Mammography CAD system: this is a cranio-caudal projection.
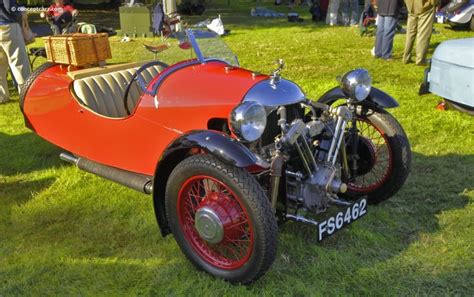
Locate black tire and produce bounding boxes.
[19,62,56,111]
[343,107,411,204]
[165,154,278,284]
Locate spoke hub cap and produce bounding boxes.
[195,206,224,244]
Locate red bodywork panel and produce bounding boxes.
[23,61,268,175]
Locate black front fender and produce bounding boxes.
[162,130,259,168]
[152,130,263,237]
[318,86,399,108]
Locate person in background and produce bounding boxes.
[340,0,360,26]
[327,0,358,26]
[403,0,438,65]
[0,0,31,104]
[309,0,323,21]
[326,0,342,25]
[40,0,78,35]
[374,0,402,60]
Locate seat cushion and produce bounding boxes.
[73,64,164,118]
[68,60,156,80]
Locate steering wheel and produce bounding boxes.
[123,61,169,115]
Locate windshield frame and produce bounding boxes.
[186,29,240,66]
[137,29,240,97]
[187,29,205,63]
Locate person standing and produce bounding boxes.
[374,0,402,60]
[340,0,359,26]
[403,0,438,65]
[326,0,342,26]
[0,0,31,104]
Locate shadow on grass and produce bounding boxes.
[442,24,471,32]
[0,177,56,237]
[0,177,56,206]
[0,132,62,176]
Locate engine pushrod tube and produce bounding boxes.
[327,116,343,163]
[300,136,318,170]
[331,121,347,165]
[294,141,313,177]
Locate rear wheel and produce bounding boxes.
[343,107,411,204]
[165,154,277,284]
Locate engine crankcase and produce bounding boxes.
[302,164,345,212]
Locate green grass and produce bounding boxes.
[1,2,474,295]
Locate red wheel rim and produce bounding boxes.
[177,175,254,270]
[346,118,393,193]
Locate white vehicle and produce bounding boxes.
[436,0,474,31]
[420,38,474,115]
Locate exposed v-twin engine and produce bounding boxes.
[275,103,352,214]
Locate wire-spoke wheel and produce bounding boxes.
[346,118,393,193]
[177,175,254,270]
[166,154,277,284]
[343,107,411,204]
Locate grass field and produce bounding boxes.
[1,1,473,295]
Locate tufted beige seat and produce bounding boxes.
[72,64,166,118]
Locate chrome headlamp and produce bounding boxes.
[230,101,267,143]
[341,69,372,101]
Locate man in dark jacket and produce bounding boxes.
[374,0,403,60]
[0,0,31,103]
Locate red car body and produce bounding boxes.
[23,61,268,175]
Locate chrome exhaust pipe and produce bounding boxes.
[60,152,79,165]
[60,152,153,194]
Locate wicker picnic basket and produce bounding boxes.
[43,33,112,67]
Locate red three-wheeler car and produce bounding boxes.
[20,29,411,284]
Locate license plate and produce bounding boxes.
[317,198,367,241]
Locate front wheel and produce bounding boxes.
[165,154,278,284]
[342,106,411,204]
